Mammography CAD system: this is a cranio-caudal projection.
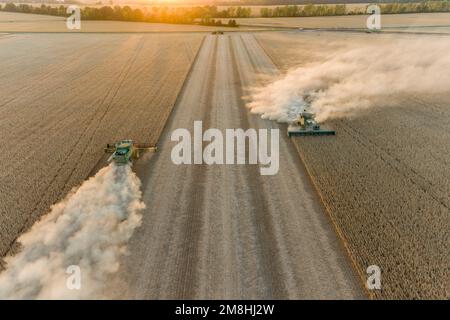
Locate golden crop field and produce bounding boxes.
[256,31,450,299]
[231,12,450,31]
[0,12,235,32]
[0,11,271,32]
[0,8,448,300]
[0,32,203,258]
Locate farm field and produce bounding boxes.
[4,11,450,34]
[0,33,203,258]
[256,31,450,299]
[230,12,450,31]
[385,26,450,34]
[0,12,448,300]
[0,12,266,32]
[118,34,364,299]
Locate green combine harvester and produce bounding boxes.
[104,140,157,165]
[287,112,335,137]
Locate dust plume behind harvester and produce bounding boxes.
[105,140,157,165]
[287,111,336,137]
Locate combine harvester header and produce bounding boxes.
[287,111,335,137]
[105,140,157,165]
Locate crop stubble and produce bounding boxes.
[256,32,450,299]
[0,33,203,258]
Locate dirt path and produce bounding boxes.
[121,34,365,299]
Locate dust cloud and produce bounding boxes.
[0,164,144,299]
[247,38,450,122]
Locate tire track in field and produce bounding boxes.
[172,36,218,299]
[229,35,288,297]
[232,33,362,298]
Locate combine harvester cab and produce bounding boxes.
[287,112,335,137]
[105,140,157,165]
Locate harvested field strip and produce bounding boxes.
[121,34,364,299]
[0,34,204,258]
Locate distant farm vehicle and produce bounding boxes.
[211,31,224,35]
[287,112,335,137]
[105,140,157,165]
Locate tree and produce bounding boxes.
[132,8,144,22]
[335,4,346,16]
[5,3,17,12]
[228,19,237,27]
[227,7,236,18]
[260,8,271,17]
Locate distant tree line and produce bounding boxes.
[259,1,450,17]
[1,1,450,21]
[260,4,346,17]
[0,3,247,26]
[0,0,79,3]
[200,18,238,27]
[213,0,425,4]
[379,0,450,14]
